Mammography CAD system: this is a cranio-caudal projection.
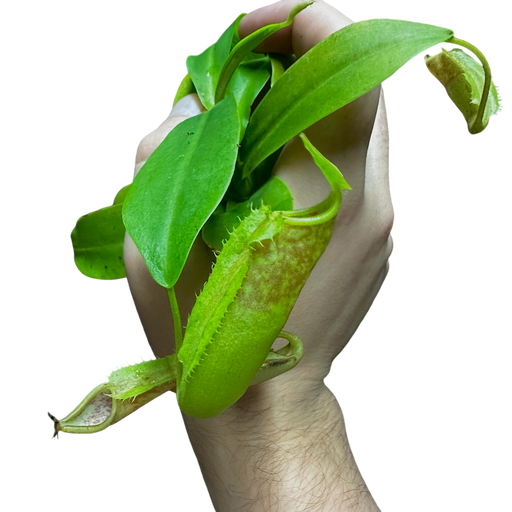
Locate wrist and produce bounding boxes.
[181,381,380,512]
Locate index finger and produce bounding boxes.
[238,0,352,57]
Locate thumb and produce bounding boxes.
[134,93,205,176]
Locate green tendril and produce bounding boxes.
[447,36,493,134]
[282,190,341,226]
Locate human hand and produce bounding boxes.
[124,0,392,398]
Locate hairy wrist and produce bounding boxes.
[182,381,380,512]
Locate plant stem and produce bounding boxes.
[168,287,183,353]
[447,36,492,134]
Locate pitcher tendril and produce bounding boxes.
[448,37,492,134]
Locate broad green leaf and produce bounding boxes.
[187,13,245,110]
[68,204,125,283]
[239,19,454,178]
[425,48,500,133]
[122,95,241,289]
[68,180,132,283]
[215,1,313,103]
[202,176,293,251]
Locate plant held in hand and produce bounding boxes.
[51,2,500,433]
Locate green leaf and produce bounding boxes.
[270,55,285,87]
[68,180,132,283]
[215,1,313,103]
[239,19,454,178]
[187,13,245,110]
[68,204,125,283]
[122,95,241,289]
[202,176,293,251]
[225,57,270,141]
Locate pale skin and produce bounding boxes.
[124,0,392,510]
